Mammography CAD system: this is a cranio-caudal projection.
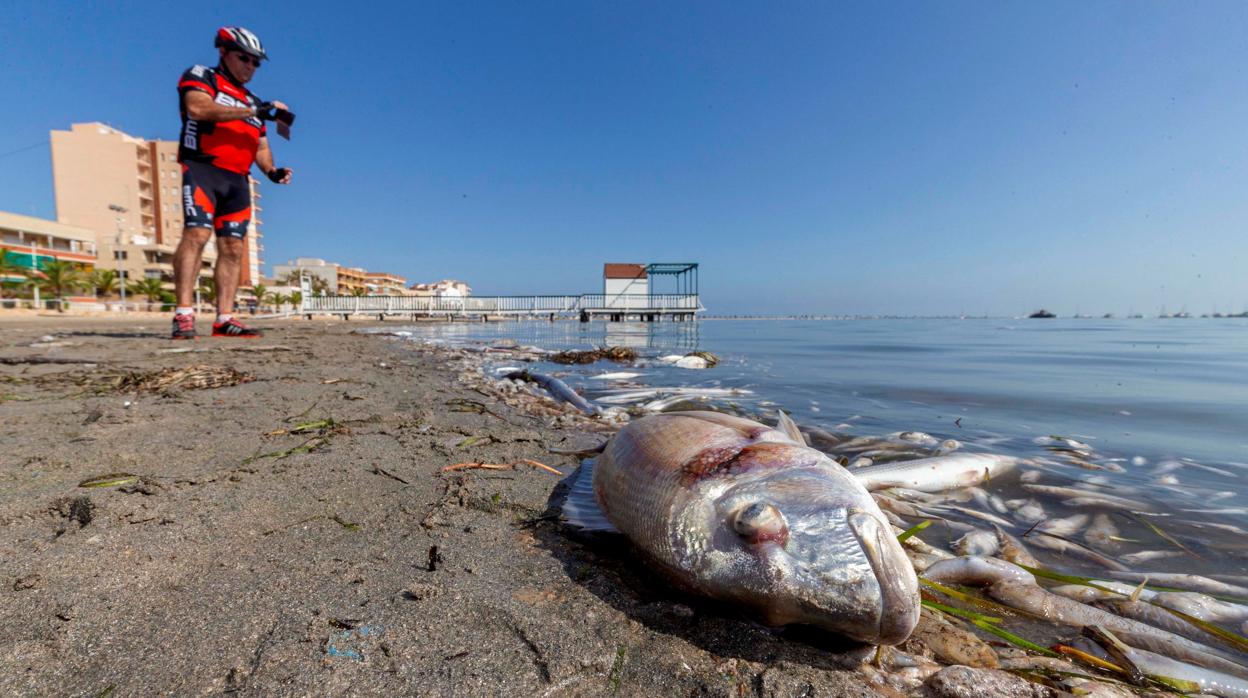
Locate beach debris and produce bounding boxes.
[100,365,253,393]
[656,351,719,369]
[427,545,443,571]
[50,495,95,528]
[442,459,562,475]
[456,435,496,448]
[371,466,409,484]
[330,514,361,531]
[444,397,511,421]
[563,410,920,645]
[324,623,381,662]
[78,473,139,489]
[503,370,601,416]
[13,574,42,591]
[0,356,105,365]
[266,418,341,437]
[242,436,330,465]
[549,346,636,365]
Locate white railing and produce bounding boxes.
[300,293,702,316]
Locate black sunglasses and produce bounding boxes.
[233,52,262,67]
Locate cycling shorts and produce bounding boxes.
[181,161,251,238]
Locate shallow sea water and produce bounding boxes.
[393,317,1248,580]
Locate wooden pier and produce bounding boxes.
[299,293,703,321]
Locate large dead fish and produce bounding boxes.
[562,410,920,645]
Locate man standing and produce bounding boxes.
[171,26,293,339]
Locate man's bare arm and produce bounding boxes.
[256,138,293,184]
[183,90,255,122]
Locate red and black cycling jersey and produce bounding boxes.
[177,65,266,175]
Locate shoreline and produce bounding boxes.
[2,315,1016,697]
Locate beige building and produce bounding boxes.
[336,265,367,295]
[0,211,97,288]
[364,271,407,295]
[50,122,265,293]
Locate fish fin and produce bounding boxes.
[560,459,619,532]
[775,410,807,445]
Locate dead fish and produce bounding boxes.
[504,370,601,416]
[1119,550,1186,565]
[852,453,1020,493]
[1033,513,1090,538]
[1106,572,1248,598]
[933,439,961,456]
[935,505,1015,528]
[1022,484,1157,513]
[588,372,645,380]
[966,487,1009,515]
[1084,513,1121,553]
[992,525,1040,567]
[1026,533,1129,571]
[953,529,999,557]
[1009,499,1047,525]
[563,410,920,645]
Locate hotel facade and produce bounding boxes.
[49,122,265,291]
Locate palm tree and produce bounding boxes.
[0,250,28,299]
[197,277,217,305]
[89,269,119,299]
[289,290,302,309]
[32,259,84,311]
[128,277,166,305]
[272,293,290,311]
[251,283,267,310]
[349,286,368,297]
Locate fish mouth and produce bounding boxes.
[849,510,920,644]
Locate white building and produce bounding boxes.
[271,257,339,295]
[603,263,648,308]
[409,279,471,297]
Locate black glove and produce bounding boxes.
[253,101,278,121]
[267,167,290,183]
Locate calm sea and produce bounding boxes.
[393,317,1248,573]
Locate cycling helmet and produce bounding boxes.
[215,26,267,61]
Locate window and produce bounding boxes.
[114,251,128,260]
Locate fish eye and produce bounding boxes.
[733,502,789,544]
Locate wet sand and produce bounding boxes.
[1,315,1029,697]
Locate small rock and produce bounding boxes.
[923,666,1055,698]
[13,574,42,591]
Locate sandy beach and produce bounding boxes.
[1,314,1036,697]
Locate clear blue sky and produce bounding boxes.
[4,1,1247,315]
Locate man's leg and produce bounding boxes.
[214,235,244,317]
[170,226,212,338]
[174,227,213,308]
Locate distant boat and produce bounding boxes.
[1103,313,1115,318]
[1028,309,1056,318]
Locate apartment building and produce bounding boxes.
[49,122,264,290]
[0,211,97,280]
[364,271,408,295]
[336,265,368,295]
